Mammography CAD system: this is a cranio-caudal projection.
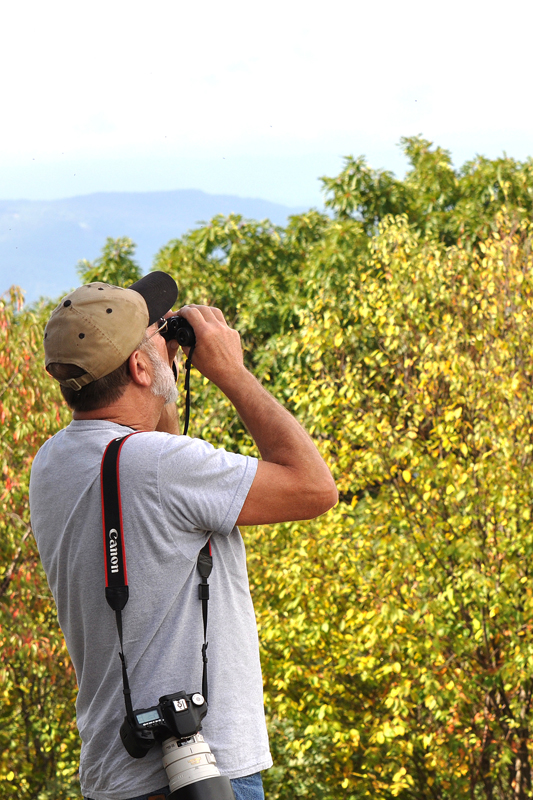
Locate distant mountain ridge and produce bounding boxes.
[0,189,309,304]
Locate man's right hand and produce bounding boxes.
[175,305,247,391]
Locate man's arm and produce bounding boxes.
[177,305,338,526]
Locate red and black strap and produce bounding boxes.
[101,433,139,611]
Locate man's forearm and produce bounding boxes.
[223,369,338,523]
[224,369,321,467]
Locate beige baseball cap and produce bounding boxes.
[44,271,178,390]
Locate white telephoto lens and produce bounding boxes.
[162,734,220,793]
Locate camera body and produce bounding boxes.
[120,690,235,799]
[120,690,207,758]
[159,317,196,348]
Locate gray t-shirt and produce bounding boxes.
[29,419,272,800]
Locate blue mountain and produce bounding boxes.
[0,190,308,304]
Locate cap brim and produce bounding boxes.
[129,271,178,325]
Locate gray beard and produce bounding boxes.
[141,338,179,405]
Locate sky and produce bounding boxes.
[1,0,532,208]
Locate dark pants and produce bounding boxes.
[84,771,264,800]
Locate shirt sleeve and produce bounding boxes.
[155,434,258,536]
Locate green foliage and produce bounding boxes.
[154,213,312,345]
[77,236,142,286]
[4,140,533,798]
[322,136,533,246]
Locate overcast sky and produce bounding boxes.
[1,0,532,207]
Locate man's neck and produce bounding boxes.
[73,385,164,432]
[73,409,147,430]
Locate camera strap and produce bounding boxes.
[100,431,212,721]
[101,432,139,721]
[197,537,211,701]
[182,342,196,436]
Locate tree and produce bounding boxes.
[77,236,142,286]
[0,289,79,799]
[321,136,533,247]
[5,140,533,799]
[252,215,533,799]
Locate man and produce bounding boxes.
[29,271,337,800]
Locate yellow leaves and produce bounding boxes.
[374,720,408,744]
[349,728,361,747]
[444,407,462,422]
[391,767,414,796]
[402,469,412,483]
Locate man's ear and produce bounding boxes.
[128,349,152,388]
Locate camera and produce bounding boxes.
[159,316,196,348]
[120,690,235,800]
